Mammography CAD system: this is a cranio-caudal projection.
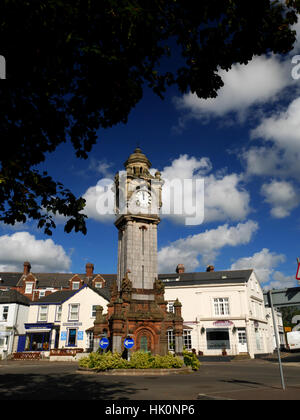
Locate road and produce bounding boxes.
[0,355,300,401]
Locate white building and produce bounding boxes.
[23,284,109,355]
[0,289,30,359]
[162,267,277,359]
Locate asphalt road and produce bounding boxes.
[0,356,300,401]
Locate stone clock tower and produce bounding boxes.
[114,147,163,292]
[93,148,183,356]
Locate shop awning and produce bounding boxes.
[25,328,51,333]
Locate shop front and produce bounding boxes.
[23,323,56,352]
[205,320,234,355]
[0,330,13,358]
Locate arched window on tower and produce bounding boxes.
[140,335,148,353]
[167,329,175,352]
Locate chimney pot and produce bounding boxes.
[23,261,31,275]
[206,265,215,272]
[86,263,94,277]
[176,264,185,274]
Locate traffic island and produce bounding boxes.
[77,366,193,375]
[77,350,200,373]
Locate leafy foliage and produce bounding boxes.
[182,349,201,371]
[0,0,299,234]
[78,350,184,370]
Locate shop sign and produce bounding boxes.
[213,320,234,327]
[284,327,292,332]
[60,331,67,341]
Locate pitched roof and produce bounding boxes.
[0,273,23,288]
[31,284,110,305]
[159,269,253,286]
[11,272,118,289]
[0,289,30,305]
[0,267,254,297]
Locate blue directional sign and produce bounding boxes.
[124,337,134,349]
[99,337,109,349]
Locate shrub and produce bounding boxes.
[78,351,129,371]
[128,351,154,369]
[79,351,185,370]
[182,349,201,371]
[152,353,184,369]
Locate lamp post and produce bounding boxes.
[268,290,286,391]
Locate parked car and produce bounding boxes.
[286,331,300,351]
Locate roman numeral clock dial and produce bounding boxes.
[135,190,151,208]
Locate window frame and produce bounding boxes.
[72,281,80,290]
[55,305,62,322]
[183,329,192,350]
[2,306,9,322]
[213,297,230,316]
[38,305,48,322]
[167,329,175,351]
[25,282,34,294]
[68,303,80,321]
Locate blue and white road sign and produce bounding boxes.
[124,337,134,349]
[99,337,109,349]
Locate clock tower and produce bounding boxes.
[93,148,183,357]
[114,147,163,292]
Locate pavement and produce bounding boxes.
[1,352,300,400]
[196,352,300,400]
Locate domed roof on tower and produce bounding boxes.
[124,147,152,170]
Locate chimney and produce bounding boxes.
[86,263,94,277]
[176,264,185,274]
[23,261,31,275]
[206,265,215,272]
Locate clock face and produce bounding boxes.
[135,190,151,207]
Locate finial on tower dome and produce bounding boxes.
[124,146,151,169]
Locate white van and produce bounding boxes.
[286,331,300,351]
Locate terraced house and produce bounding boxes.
[22,284,109,356]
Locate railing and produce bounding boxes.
[50,348,83,357]
[13,352,41,360]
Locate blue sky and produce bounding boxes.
[1,21,300,291]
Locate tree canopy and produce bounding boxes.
[0,0,299,235]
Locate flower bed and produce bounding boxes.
[78,350,200,372]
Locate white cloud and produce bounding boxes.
[87,158,114,178]
[230,248,286,285]
[0,232,71,272]
[266,271,297,290]
[82,179,115,223]
[261,180,300,218]
[174,55,293,123]
[251,97,300,153]
[243,97,300,181]
[158,220,258,273]
[204,173,250,222]
[159,155,251,225]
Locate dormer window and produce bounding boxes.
[94,282,103,289]
[72,281,80,290]
[25,282,34,294]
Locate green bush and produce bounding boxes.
[79,351,129,371]
[128,351,155,369]
[152,353,184,369]
[79,351,185,371]
[182,349,201,371]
